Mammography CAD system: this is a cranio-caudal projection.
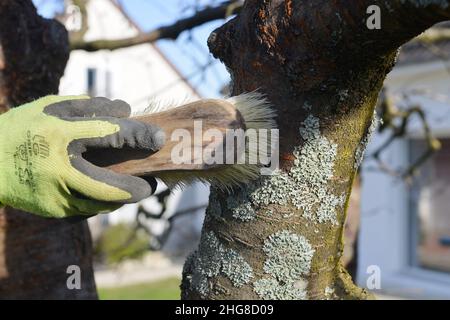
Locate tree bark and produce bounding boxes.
[0,0,97,299]
[181,0,450,300]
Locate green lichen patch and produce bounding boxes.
[226,188,256,221]
[205,114,344,225]
[221,249,254,285]
[184,231,253,297]
[263,230,315,282]
[250,115,344,224]
[254,278,307,300]
[316,193,347,224]
[208,185,257,222]
[250,171,292,207]
[253,230,315,300]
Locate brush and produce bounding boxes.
[85,92,276,189]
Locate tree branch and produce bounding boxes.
[70,0,243,52]
[352,1,450,55]
[373,89,441,181]
[414,27,450,43]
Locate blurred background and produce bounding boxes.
[32,0,450,299]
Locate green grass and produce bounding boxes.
[98,277,181,300]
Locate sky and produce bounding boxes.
[32,0,232,97]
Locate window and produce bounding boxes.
[409,139,450,274]
[87,68,97,96]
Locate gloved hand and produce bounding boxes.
[0,95,165,218]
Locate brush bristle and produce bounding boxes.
[141,92,276,191]
[133,95,193,116]
[227,92,276,130]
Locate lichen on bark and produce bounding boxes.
[254,230,314,300]
[182,0,450,300]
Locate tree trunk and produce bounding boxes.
[182,0,450,300]
[0,0,97,299]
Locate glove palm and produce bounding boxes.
[0,95,163,218]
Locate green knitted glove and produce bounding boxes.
[0,95,165,218]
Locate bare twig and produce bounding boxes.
[70,0,243,51]
[371,89,441,181]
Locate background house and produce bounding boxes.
[58,0,209,262]
[358,37,450,299]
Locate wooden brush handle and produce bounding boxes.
[85,99,245,177]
